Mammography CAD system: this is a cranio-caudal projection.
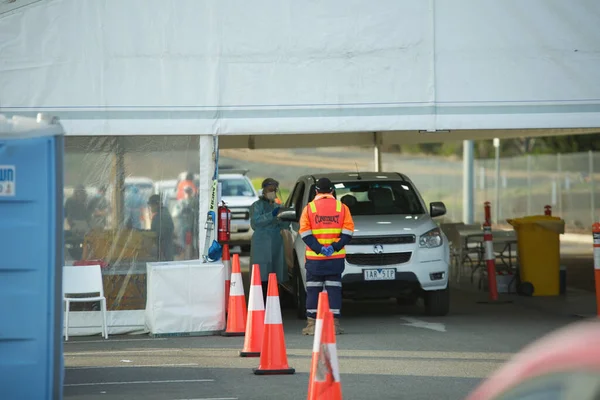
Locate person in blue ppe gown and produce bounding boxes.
[249,178,290,301]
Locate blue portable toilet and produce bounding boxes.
[0,114,65,399]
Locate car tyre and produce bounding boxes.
[294,262,307,320]
[423,288,450,316]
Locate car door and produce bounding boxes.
[281,181,305,271]
[289,181,307,269]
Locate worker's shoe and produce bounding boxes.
[302,317,316,335]
[334,318,344,335]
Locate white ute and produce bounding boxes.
[279,172,450,318]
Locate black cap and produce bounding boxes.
[316,177,333,193]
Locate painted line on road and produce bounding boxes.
[66,363,199,369]
[399,316,447,332]
[65,349,184,356]
[65,347,513,360]
[173,398,238,400]
[65,338,167,344]
[65,379,214,387]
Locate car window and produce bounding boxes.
[219,178,255,197]
[308,180,425,215]
[288,182,305,216]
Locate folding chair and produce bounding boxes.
[63,265,108,341]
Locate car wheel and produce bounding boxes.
[241,245,251,254]
[294,264,307,320]
[423,288,450,316]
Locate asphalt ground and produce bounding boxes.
[63,254,588,400]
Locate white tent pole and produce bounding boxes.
[463,140,474,224]
[198,135,216,259]
[373,132,382,172]
[493,138,500,224]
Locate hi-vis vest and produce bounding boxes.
[304,198,346,260]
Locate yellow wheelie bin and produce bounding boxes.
[507,215,565,296]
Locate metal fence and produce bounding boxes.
[409,151,599,231]
[473,151,599,230]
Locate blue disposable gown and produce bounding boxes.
[250,197,290,283]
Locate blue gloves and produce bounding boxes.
[321,245,334,257]
[272,207,280,217]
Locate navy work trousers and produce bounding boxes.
[305,270,342,319]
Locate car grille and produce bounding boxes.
[350,235,416,245]
[346,252,412,266]
[230,209,250,220]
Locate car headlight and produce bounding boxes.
[419,227,443,248]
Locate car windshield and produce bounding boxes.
[219,178,255,197]
[309,180,426,215]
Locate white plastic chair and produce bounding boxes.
[63,265,108,341]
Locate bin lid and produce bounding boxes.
[0,114,64,139]
[506,215,565,234]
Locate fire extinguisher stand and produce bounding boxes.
[477,202,512,305]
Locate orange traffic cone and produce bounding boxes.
[307,291,342,400]
[240,264,265,357]
[222,244,232,312]
[253,273,295,375]
[222,253,247,337]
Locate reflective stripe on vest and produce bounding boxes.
[306,199,345,260]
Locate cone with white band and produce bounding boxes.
[307,291,342,400]
[593,223,600,316]
[222,244,232,312]
[240,264,265,357]
[222,253,247,336]
[253,273,295,375]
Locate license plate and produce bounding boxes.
[230,225,239,233]
[363,268,396,281]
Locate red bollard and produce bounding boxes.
[483,220,499,302]
[484,201,492,226]
[544,205,552,216]
[477,202,512,305]
[593,223,600,316]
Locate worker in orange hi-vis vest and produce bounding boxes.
[299,177,354,335]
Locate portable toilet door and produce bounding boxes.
[0,114,65,399]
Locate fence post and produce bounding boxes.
[527,154,532,216]
[557,153,562,216]
[591,150,596,223]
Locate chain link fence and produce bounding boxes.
[414,151,599,232]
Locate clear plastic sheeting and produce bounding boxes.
[64,136,201,312]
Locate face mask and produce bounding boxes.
[265,192,276,201]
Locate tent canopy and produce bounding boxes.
[1,0,599,140]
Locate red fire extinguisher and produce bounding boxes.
[218,201,231,243]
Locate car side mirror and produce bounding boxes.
[278,208,297,222]
[430,201,446,218]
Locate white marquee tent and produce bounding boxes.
[1,0,600,334]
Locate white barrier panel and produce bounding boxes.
[145,260,225,336]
